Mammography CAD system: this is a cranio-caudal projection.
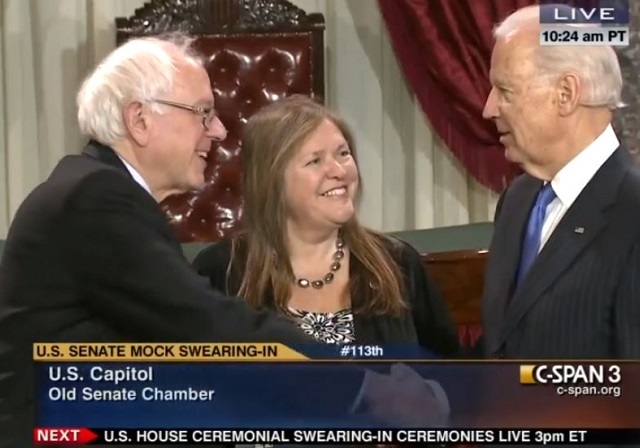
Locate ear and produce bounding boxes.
[557,73,581,117]
[122,101,151,147]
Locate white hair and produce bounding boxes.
[493,5,625,110]
[76,34,202,146]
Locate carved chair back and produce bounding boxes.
[116,0,325,242]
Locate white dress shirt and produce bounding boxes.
[539,124,619,251]
[116,155,152,196]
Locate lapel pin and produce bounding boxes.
[574,227,585,234]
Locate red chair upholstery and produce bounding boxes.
[116,0,325,242]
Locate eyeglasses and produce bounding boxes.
[153,99,218,130]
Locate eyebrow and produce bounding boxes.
[309,143,348,156]
[491,78,511,88]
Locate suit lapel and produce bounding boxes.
[81,140,182,251]
[497,149,629,347]
[485,177,540,350]
[498,205,606,345]
[500,178,541,301]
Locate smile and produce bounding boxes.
[321,187,347,197]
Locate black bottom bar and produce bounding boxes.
[33,427,640,445]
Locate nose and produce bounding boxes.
[326,158,347,179]
[482,87,499,120]
[206,116,227,142]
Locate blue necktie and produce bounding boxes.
[516,183,556,285]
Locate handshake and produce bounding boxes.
[353,363,450,428]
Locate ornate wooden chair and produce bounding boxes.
[423,250,487,354]
[116,0,325,242]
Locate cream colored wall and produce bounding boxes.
[0,0,497,238]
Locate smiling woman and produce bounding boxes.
[192,96,460,357]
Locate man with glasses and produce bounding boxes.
[0,35,447,446]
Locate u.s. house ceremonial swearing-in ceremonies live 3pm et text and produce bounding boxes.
[35,427,610,445]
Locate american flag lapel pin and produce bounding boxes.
[574,227,585,234]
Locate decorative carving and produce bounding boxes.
[234,0,307,29]
[115,0,324,37]
[116,0,204,34]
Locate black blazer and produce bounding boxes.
[482,148,640,359]
[0,141,366,446]
[192,235,460,358]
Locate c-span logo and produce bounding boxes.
[520,364,621,385]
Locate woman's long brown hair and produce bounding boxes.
[230,95,407,316]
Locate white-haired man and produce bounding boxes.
[481,4,640,359]
[0,36,447,446]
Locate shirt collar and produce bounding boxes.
[550,124,619,208]
[116,155,152,196]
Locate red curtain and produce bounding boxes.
[378,0,536,193]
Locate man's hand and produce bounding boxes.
[357,363,449,427]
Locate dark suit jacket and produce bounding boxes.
[0,141,365,446]
[482,148,640,359]
[192,235,460,358]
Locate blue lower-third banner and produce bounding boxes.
[33,344,640,430]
